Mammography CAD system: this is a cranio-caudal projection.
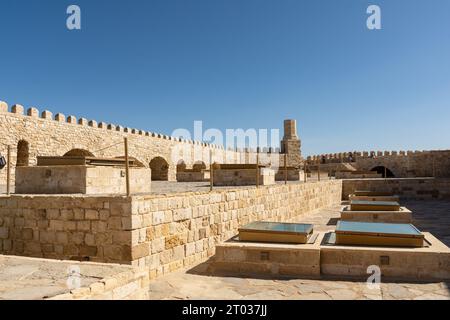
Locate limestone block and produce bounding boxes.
[152,211,165,225]
[70,287,91,299]
[88,120,98,127]
[0,101,7,112]
[102,278,118,291]
[79,246,97,256]
[131,243,149,260]
[98,122,107,129]
[27,107,39,117]
[56,232,69,244]
[12,104,24,114]
[0,227,9,239]
[173,208,192,221]
[54,113,65,122]
[22,228,33,240]
[85,234,95,246]
[78,118,88,126]
[49,220,64,231]
[151,238,164,253]
[77,221,91,231]
[67,115,77,124]
[185,242,196,257]
[41,110,53,119]
[112,230,131,245]
[89,282,105,295]
[112,281,139,300]
[85,209,99,220]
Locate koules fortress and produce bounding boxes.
[0,99,449,300]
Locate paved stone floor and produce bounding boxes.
[150,180,322,195]
[0,255,130,300]
[148,200,450,300]
[1,179,326,196]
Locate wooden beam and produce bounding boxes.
[284,153,288,185]
[256,148,260,188]
[124,137,130,196]
[210,149,213,192]
[6,145,10,195]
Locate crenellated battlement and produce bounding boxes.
[0,100,228,150]
[306,149,447,163]
[0,98,304,186]
[304,147,450,179]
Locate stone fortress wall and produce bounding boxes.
[0,100,304,191]
[306,149,450,178]
[0,180,342,278]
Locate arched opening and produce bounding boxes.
[176,160,186,173]
[371,166,395,178]
[150,156,169,181]
[63,149,95,157]
[16,140,29,167]
[193,161,206,172]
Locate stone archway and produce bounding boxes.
[177,160,187,173]
[63,149,95,157]
[149,156,169,181]
[16,140,29,167]
[371,166,395,178]
[193,161,207,172]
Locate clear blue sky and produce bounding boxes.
[1,0,449,156]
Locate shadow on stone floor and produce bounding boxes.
[405,200,450,247]
[326,218,339,225]
[185,257,449,285]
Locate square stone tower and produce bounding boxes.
[281,119,301,156]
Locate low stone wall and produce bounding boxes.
[210,232,450,281]
[49,267,149,300]
[342,178,450,200]
[130,180,342,278]
[15,166,151,194]
[274,168,304,181]
[0,180,342,279]
[0,195,132,264]
[213,168,275,186]
[210,239,321,278]
[335,172,381,179]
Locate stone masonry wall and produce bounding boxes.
[0,102,301,191]
[342,178,450,200]
[0,180,342,279]
[0,103,245,187]
[0,195,132,264]
[213,168,275,186]
[307,150,450,178]
[129,180,342,279]
[15,166,151,194]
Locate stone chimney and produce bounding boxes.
[281,119,301,155]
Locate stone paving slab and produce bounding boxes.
[149,180,311,195]
[0,255,131,300]
[149,270,449,300]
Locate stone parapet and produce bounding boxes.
[342,178,450,200]
[0,180,342,279]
